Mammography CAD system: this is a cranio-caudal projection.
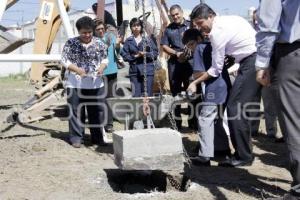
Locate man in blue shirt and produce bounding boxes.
[161,4,194,130]
[256,1,300,199]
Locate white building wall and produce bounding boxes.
[0,2,191,77]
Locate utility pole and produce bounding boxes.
[200,0,205,3]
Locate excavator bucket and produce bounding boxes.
[30,0,70,85]
[0,28,33,53]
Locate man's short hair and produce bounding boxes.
[190,3,216,20]
[182,29,203,45]
[169,4,183,13]
[76,16,95,31]
[94,18,106,29]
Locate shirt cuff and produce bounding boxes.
[207,67,220,77]
[101,58,109,65]
[61,59,72,69]
[255,55,271,70]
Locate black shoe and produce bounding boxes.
[191,156,211,166]
[105,126,114,133]
[71,142,81,148]
[266,193,300,200]
[98,141,108,146]
[275,137,285,143]
[214,149,232,158]
[218,157,254,167]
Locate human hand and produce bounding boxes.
[116,34,124,45]
[187,82,197,94]
[77,68,86,77]
[97,64,107,76]
[256,69,271,86]
[135,51,145,58]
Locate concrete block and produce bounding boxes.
[113,128,184,171]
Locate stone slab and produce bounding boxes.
[113,128,184,171]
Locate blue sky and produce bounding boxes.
[2,0,259,26]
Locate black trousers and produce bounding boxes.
[67,87,105,144]
[104,73,117,128]
[226,53,262,161]
[168,59,194,128]
[274,43,300,195]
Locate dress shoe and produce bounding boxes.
[105,126,114,133]
[214,149,232,158]
[218,157,254,167]
[275,137,285,143]
[91,138,108,146]
[71,142,81,148]
[191,156,211,166]
[266,193,300,200]
[98,141,108,146]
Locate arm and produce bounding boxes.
[207,32,228,78]
[160,29,180,57]
[161,45,178,56]
[255,0,282,86]
[255,0,282,70]
[115,35,123,53]
[187,45,212,93]
[120,40,136,62]
[61,41,86,77]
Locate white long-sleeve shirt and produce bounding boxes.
[208,15,257,77]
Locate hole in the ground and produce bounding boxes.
[104,169,190,194]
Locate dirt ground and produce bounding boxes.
[0,77,292,200]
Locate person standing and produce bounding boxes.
[94,19,122,133]
[252,9,280,139]
[190,4,261,167]
[61,16,108,148]
[256,1,300,199]
[160,4,195,130]
[120,18,158,97]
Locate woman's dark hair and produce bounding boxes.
[190,3,216,21]
[92,3,98,14]
[182,29,203,45]
[129,18,143,33]
[76,16,95,31]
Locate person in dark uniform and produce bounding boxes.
[120,18,158,97]
[160,4,194,130]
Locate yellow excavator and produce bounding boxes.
[2,0,172,124]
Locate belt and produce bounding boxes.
[240,52,256,63]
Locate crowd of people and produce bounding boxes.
[61,1,300,199]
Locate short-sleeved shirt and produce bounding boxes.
[193,43,228,104]
[160,20,190,52]
[61,36,107,89]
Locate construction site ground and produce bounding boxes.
[0,77,291,200]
